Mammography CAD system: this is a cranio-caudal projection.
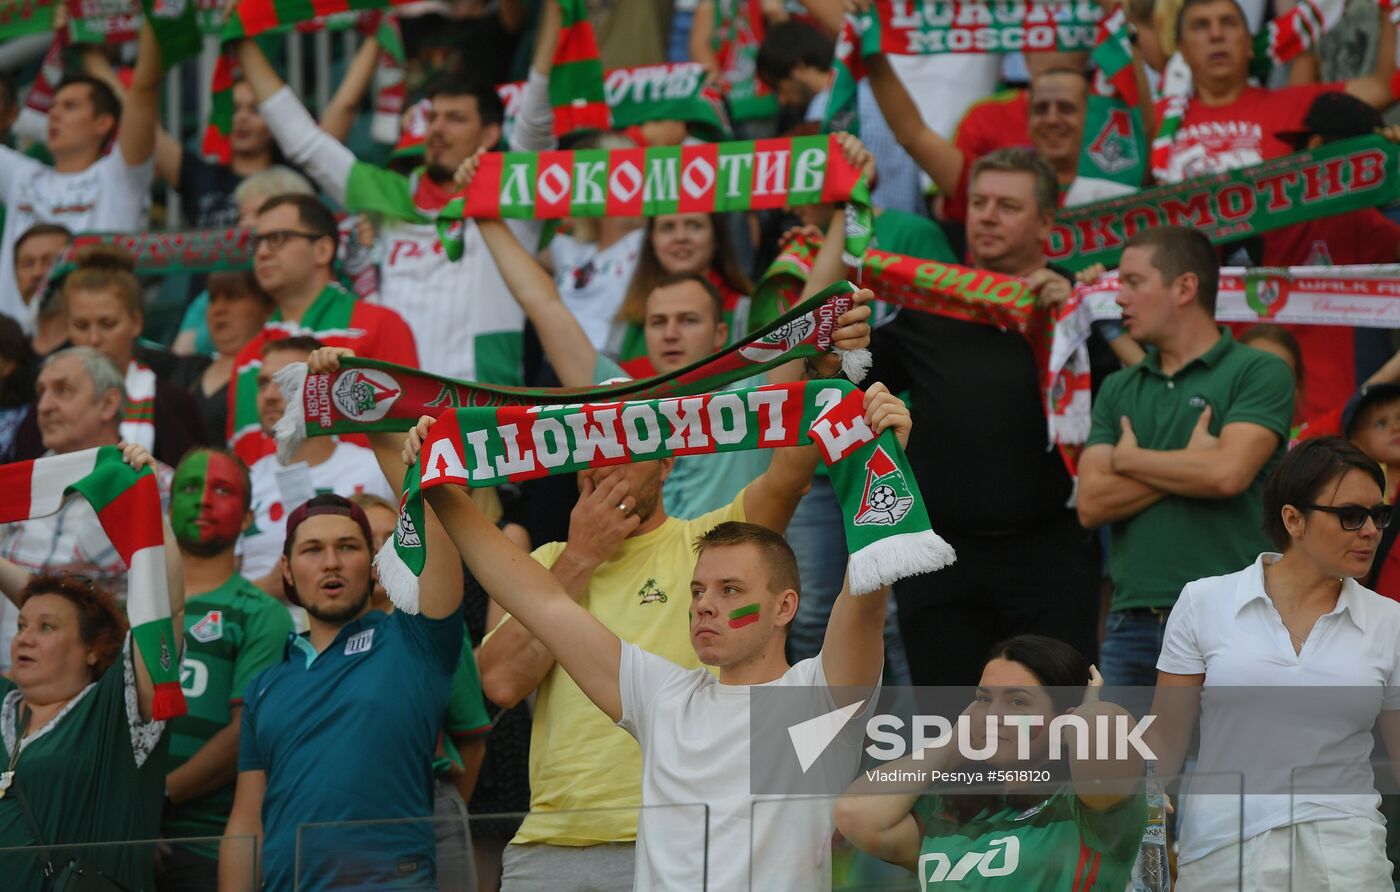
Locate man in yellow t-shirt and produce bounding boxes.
[479,381,872,888]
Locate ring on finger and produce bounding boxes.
[618,502,629,512]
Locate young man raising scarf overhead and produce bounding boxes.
[395,380,925,891]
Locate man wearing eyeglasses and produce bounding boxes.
[1078,225,1296,687]
[227,193,418,465]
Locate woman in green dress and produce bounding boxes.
[835,635,1148,890]
[0,448,180,891]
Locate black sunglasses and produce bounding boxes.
[1304,503,1394,531]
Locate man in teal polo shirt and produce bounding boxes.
[219,485,466,891]
[1078,225,1295,686]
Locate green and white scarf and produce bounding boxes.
[377,379,954,611]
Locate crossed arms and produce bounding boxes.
[1077,408,1282,528]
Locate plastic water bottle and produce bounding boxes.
[1131,762,1171,892]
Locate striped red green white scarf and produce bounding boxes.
[120,361,157,452]
[272,282,872,460]
[550,0,609,136]
[0,447,185,719]
[377,379,954,612]
[755,236,1093,451]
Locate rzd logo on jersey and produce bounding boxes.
[332,369,402,423]
[854,446,914,527]
[190,610,224,643]
[919,837,1019,887]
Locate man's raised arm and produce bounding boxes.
[475,214,598,387]
[412,424,625,721]
[117,22,162,168]
[305,349,463,618]
[863,53,964,197]
[237,39,355,204]
[819,383,909,690]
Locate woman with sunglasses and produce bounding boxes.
[1151,436,1400,890]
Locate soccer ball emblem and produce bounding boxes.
[868,484,898,512]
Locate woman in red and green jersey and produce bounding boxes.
[836,635,1147,890]
[612,211,753,377]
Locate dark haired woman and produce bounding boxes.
[835,635,1147,889]
[1153,436,1400,890]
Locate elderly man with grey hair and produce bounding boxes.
[0,346,175,670]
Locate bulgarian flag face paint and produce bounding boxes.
[727,603,761,629]
[171,451,247,551]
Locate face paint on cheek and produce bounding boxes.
[170,452,211,545]
[200,453,248,544]
[727,603,761,629]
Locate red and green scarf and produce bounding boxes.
[187,4,408,161]
[550,0,609,136]
[711,0,779,122]
[755,236,1093,452]
[272,281,872,460]
[1058,136,1400,272]
[435,133,871,258]
[1082,9,1147,187]
[498,62,731,148]
[858,0,1103,55]
[377,379,954,611]
[0,447,185,719]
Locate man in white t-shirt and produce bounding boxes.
[239,338,394,590]
[0,22,161,329]
[413,386,906,891]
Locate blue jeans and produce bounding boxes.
[1099,609,1172,688]
[785,478,912,686]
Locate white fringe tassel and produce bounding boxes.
[838,347,872,384]
[374,536,422,615]
[272,363,310,464]
[847,530,956,596]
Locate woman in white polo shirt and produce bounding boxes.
[1153,436,1400,891]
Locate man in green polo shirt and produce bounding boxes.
[160,447,294,890]
[1078,225,1295,686]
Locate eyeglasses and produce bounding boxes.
[250,230,322,252]
[1304,503,1395,531]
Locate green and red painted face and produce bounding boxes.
[727,603,761,629]
[171,451,247,549]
